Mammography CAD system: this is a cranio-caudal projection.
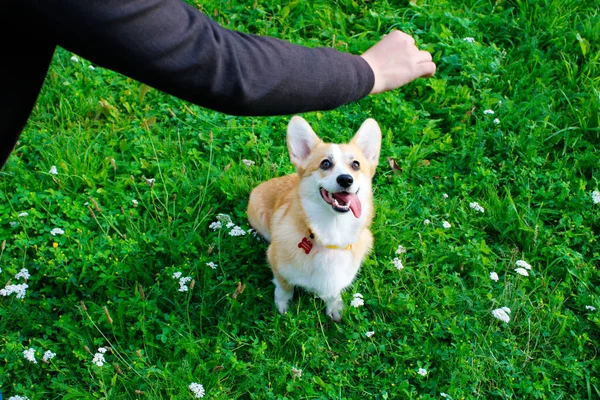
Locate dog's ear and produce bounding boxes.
[351,118,381,167]
[287,116,321,167]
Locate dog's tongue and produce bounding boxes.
[333,192,362,218]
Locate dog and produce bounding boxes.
[247,116,381,321]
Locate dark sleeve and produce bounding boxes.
[26,0,375,116]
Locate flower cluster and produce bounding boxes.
[492,307,511,323]
[206,262,218,269]
[15,268,30,280]
[350,293,364,308]
[1,283,29,299]
[51,227,65,236]
[189,382,205,398]
[515,259,532,277]
[242,159,255,166]
[442,221,451,229]
[23,348,37,364]
[392,257,404,270]
[173,272,193,292]
[43,350,56,362]
[92,347,107,367]
[592,190,600,204]
[209,213,247,236]
[418,368,428,376]
[8,396,30,400]
[490,272,499,282]
[469,202,485,213]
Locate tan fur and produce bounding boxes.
[247,116,381,321]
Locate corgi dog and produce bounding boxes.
[247,116,381,321]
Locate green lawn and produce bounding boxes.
[1,0,599,399]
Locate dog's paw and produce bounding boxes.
[276,301,289,315]
[328,309,342,322]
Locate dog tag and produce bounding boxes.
[298,237,313,254]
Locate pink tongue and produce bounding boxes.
[333,192,362,218]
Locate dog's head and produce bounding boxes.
[287,116,381,220]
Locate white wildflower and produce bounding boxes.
[18,212,29,218]
[463,37,475,43]
[242,159,255,166]
[442,193,449,199]
[132,199,138,207]
[592,191,600,204]
[206,262,217,269]
[365,331,375,338]
[225,221,235,229]
[216,213,232,224]
[291,367,302,378]
[23,348,37,364]
[490,272,499,282]
[10,221,18,227]
[441,393,448,398]
[350,293,364,308]
[15,268,30,280]
[469,202,485,213]
[189,382,205,398]
[178,276,192,292]
[49,165,58,175]
[585,305,596,312]
[492,307,511,323]
[50,228,65,236]
[493,118,500,124]
[172,271,182,279]
[92,350,106,367]
[70,55,79,63]
[483,109,495,115]
[89,65,95,70]
[392,257,404,270]
[209,221,222,230]
[144,177,155,187]
[515,268,529,277]
[43,350,56,362]
[442,221,451,229]
[516,260,532,270]
[0,283,28,299]
[424,219,431,225]
[229,226,246,237]
[8,396,30,400]
[395,245,407,254]
[418,368,427,376]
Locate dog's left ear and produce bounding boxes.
[287,116,321,168]
[351,118,381,167]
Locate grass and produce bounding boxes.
[1,0,599,398]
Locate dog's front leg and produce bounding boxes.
[272,273,294,314]
[322,294,343,322]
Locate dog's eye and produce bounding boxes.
[351,160,360,170]
[320,159,332,170]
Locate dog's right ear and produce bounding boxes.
[287,116,321,168]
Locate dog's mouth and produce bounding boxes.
[319,188,362,218]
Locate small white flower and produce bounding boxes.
[51,228,65,236]
[23,348,37,363]
[0,283,28,299]
[442,193,449,199]
[424,219,431,225]
[490,272,499,282]
[15,268,30,280]
[395,245,407,254]
[98,347,107,354]
[442,221,451,229]
[492,307,511,323]
[92,352,105,367]
[189,382,205,398]
[10,221,18,227]
[493,118,500,124]
[418,368,427,376]
[242,159,255,166]
[469,202,485,213]
[179,276,192,292]
[463,37,475,43]
[216,213,232,224]
[172,271,182,279]
[18,212,29,218]
[483,109,495,115]
[144,177,155,187]
[49,165,58,175]
[70,55,79,63]
[441,393,448,398]
[226,221,235,229]
[229,226,246,237]
[209,221,222,230]
[516,260,532,270]
[43,350,56,362]
[8,396,30,400]
[291,367,302,378]
[585,305,596,312]
[132,199,138,207]
[206,262,217,269]
[350,293,364,308]
[592,191,600,204]
[392,257,404,270]
[365,331,375,338]
[89,65,95,70]
[515,267,529,277]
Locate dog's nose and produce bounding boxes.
[336,174,354,188]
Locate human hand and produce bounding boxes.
[360,30,436,94]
